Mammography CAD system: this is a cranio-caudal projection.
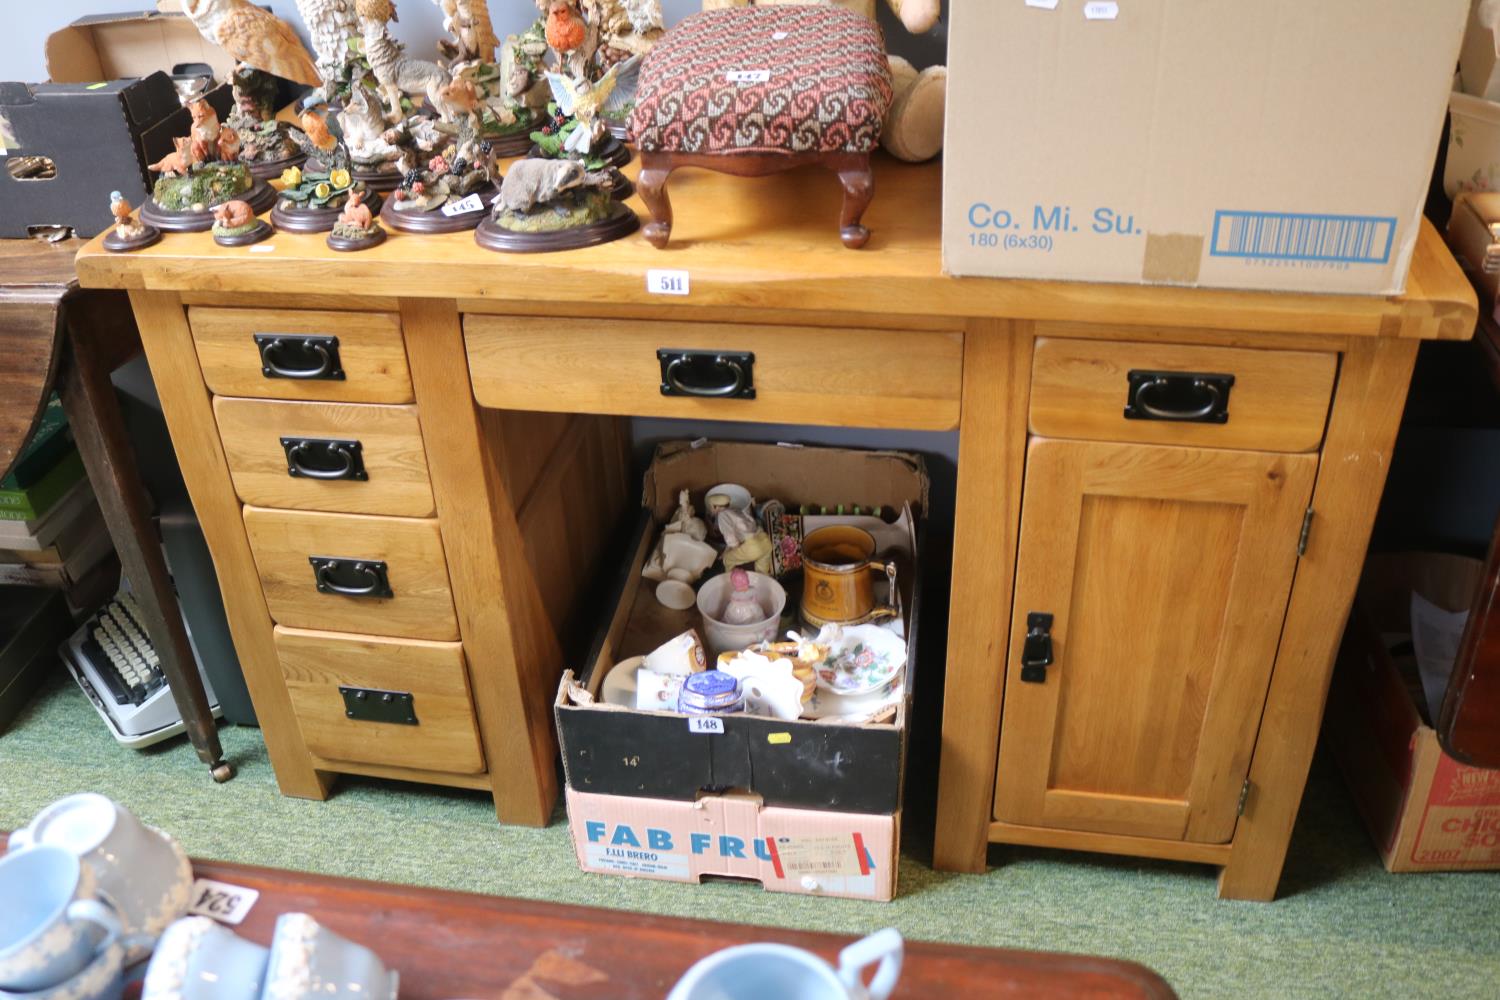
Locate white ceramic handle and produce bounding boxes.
[7,827,34,850]
[838,928,903,1000]
[66,899,121,953]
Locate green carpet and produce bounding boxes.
[2,670,1496,999]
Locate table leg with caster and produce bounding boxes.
[58,325,233,784]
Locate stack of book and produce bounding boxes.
[0,397,113,589]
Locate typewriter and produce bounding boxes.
[62,585,221,748]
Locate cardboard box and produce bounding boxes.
[1460,0,1500,100]
[1326,553,1500,872]
[1444,192,1500,313]
[557,440,926,815]
[566,788,899,900]
[942,0,1469,294]
[0,10,236,238]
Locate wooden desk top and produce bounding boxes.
[75,159,1475,340]
[179,856,1177,999]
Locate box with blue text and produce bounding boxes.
[942,0,1469,294]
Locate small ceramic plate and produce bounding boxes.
[813,625,907,697]
[801,682,904,723]
[600,657,644,708]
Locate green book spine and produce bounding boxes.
[0,449,85,520]
[0,395,72,490]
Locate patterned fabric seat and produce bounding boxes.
[629,6,893,157]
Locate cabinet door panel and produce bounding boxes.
[993,439,1316,843]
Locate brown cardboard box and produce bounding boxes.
[567,788,899,901]
[1326,553,1500,872]
[942,0,1469,294]
[1460,0,1500,100]
[45,9,235,85]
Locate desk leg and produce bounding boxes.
[401,299,565,826]
[1218,335,1418,900]
[127,290,331,800]
[933,323,1034,873]
[58,325,232,782]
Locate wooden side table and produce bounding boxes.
[0,237,232,783]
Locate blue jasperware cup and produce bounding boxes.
[0,846,121,992]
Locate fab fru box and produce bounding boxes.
[566,788,899,901]
[942,0,1469,294]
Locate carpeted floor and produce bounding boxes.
[2,669,1496,999]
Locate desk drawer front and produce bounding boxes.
[215,397,435,517]
[190,307,413,404]
[244,507,459,640]
[464,315,963,431]
[275,626,485,774]
[1029,338,1337,453]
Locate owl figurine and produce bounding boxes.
[294,0,361,97]
[181,0,321,87]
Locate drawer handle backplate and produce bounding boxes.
[309,557,393,598]
[256,334,346,381]
[657,349,756,400]
[340,686,418,725]
[281,437,367,481]
[1124,369,1234,424]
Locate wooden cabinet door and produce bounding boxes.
[993,438,1317,843]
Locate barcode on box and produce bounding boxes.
[1210,210,1397,265]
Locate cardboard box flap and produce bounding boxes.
[46,12,235,85]
[642,441,929,522]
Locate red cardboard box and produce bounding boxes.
[1327,553,1500,872]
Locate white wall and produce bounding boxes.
[6,1,944,83]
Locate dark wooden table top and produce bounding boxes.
[163,857,1176,999]
[0,237,85,480]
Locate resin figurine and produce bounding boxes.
[356,0,457,122]
[327,189,387,250]
[142,95,276,233]
[718,505,773,575]
[211,199,273,246]
[101,191,162,252]
[431,0,545,156]
[274,113,382,232]
[181,0,321,178]
[294,0,361,104]
[474,156,637,252]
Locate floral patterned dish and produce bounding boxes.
[812,624,907,697]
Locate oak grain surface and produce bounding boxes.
[74,163,1474,340]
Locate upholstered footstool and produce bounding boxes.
[628,5,893,249]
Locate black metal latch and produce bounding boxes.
[340,687,418,725]
[1020,612,1054,684]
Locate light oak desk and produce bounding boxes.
[76,159,1476,901]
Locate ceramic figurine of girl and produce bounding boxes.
[721,568,766,626]
[663,489,708,541]
[718,506,773,574]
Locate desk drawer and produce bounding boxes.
[244,507,459,640]
[190,307,413,404]
[214,397,435,517]
[1029,338,1337,453]
[275,626,484,774]
[465,315,963,431]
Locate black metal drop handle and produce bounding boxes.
[282,438,367,481]
[256,334,345,381]
[657,349,757,400]
[309,557,392,598]
[1124,370,1234,424]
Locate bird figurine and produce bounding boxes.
[181,0,321,86]
[545,54,640,155]
[294,0,359,97]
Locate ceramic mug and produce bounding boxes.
[0,939,128,1000]
[143,916,270,1000]
[799,526,898,628]
[9,794,194,963]
[668,928,903,1000]
[261,913,398,1000]
[0,846,121,993]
